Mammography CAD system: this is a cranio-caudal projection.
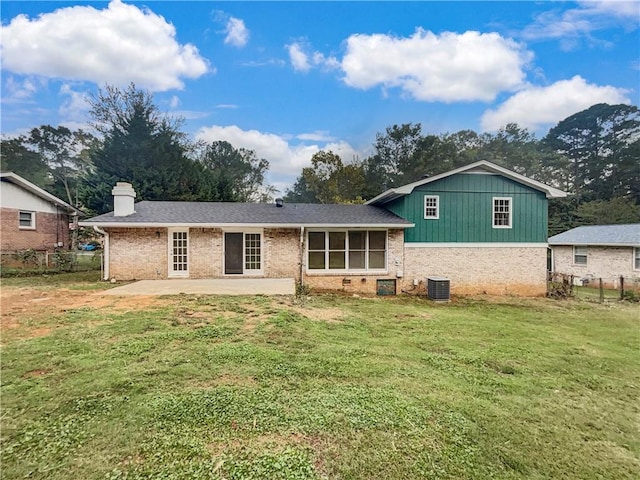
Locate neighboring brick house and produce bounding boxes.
[548,224,640,287]
[0,172,79,252]
[81,161,566,296]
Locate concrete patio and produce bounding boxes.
[100,278,296,296]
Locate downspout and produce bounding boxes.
[55,205,61,248]
[93,226,109,281]
[299,226,305,286]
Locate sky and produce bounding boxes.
[1,1,639,193]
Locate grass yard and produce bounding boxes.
[1,273,638,479]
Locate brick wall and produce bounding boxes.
[264,228,300,279]
[190,228,222,278]
[106,227,405,294]
[552,245,639,284]
[108,228,167,280]
[105,227,547,297]
[1,207,70,252]
[107,227,301,281]
[401,245,549,296]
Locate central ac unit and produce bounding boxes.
[427,276,450,302]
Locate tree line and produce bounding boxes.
[1,83,638,235]
[1,84,273,216]
[284,103,640,234]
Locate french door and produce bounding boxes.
[224,231,262,275]
[169,229,189,277]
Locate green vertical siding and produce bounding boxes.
[396,173,548,243]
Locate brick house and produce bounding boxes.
[0,172,79,252]
[549,224,640,287]
[81,182,412,294]
[81,161,566,296]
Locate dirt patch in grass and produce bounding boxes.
[0,287,172,340]
[206,431,322,457]
[22,368,51,378]
[292,306,344,323]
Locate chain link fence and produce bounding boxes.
[0,250,103,277]
[548,272,640,302]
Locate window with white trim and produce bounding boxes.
[574,246,587,265]
[492,197,512,228]
[424,195,439,219]
[19,211,35,229]
[634,247,640,270]
[307,230,387,271]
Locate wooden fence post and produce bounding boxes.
[620,276,625,300]
[599,278,604,303]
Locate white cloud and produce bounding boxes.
[522,0,639,43]
[58,84,91,124]
[287,43,311,72]
[296,131,337,142]
[195,125,358,192]
[0,0,210,91]
[224,17,249,47]
[240,59,286,68]
[286,41,340,73]
[341,29,531,102]
[169,95,181,109]
[3,76,39,102]
[481,76,631,131]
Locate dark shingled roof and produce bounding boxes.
[548,224,640,247]
[80,201,413,227]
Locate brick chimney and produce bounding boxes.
[112,182,136,217]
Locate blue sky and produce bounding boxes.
[1,1,638,192]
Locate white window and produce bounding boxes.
[19,211,35,229]
[492,197,512,229]
[574,246,587,265]
[424,195,439,219]
[634,247,640,270]
[169,229,189,277]
[307,230,387,272]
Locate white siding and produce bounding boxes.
[0,182,60,214]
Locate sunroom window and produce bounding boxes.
[307,230,387,271]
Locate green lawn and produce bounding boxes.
[1,278,638,479]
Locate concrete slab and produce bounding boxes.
[101,278,295,296]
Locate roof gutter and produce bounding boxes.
[79,222,415,229]
[549,242,640,247]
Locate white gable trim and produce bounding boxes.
[365,160,567,205]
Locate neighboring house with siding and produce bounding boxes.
[0,172,79,252]
[548,224,640,286]
[81,161,566,296]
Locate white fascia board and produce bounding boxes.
[365,160,568,204]
[549,242,639,248]
[405,242,549,248]
[79,222,415,229]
